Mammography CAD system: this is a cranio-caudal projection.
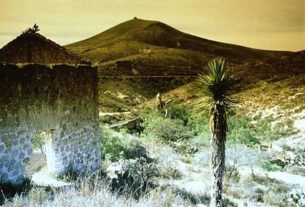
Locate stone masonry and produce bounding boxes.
[0,63,101,183]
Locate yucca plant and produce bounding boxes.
[198,57,234,207]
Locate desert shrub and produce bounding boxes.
[171,141,199,154]
[118,127,129,136]
[141,112,193,143]
[101,127,148,161]
[224,164,240,183]
[160,167,183,179]
[170,103,190,125]
[228,116,260,146]
[171,187,210,205]
[110,157,159,199]
[124,140,149,160]
[101,131,125,161]
[261,160,283,172]
[255,118,278,141]
[187,111,210,138]
[188,112,280,146]
[227,115,283,146]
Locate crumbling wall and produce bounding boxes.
[0,64,100,183]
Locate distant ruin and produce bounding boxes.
[0,31,100,183]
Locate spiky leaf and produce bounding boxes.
[198,57,233,109]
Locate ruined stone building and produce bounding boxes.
[0,32,101,183]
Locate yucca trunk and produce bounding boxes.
[210,104,227,207]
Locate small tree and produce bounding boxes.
[32,23,40,33]
[198,57,234,207]
[23,23,40,34]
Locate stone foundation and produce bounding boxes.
[0,64,100,183]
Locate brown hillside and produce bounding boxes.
[66,18,290,69]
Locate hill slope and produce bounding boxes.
[66,18,304,114]
[66,18,289,73]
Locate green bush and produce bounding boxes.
[255,119,277,141]
[142,114,193,143]
[170,103,190,125]
[141,106,282,147]
[101,127,148,161]
[187,112,210,138]
[227,115,283,146]
[261,160,283,172]
[228,116,260,146]
[101,130,125,161]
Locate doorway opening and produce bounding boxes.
[25,129,56,178]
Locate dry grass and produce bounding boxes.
[2,179,193,207]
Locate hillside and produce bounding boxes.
[66,18,289,74]
[148,49,305,110]
[66,18,304,115]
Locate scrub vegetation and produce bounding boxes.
[1,18,305,207]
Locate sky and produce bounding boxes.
[0,0,304,51]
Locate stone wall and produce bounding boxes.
[0,63,100,183]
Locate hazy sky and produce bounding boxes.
[0,0,304,51]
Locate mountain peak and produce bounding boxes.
[66,18,174,45]
[66,18,284,67]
